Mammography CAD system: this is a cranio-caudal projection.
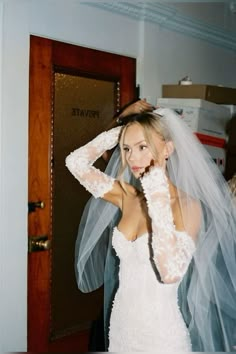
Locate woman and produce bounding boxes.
[66,101,236,352]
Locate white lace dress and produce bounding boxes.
[65,126,196,352]
[109,227,192,352]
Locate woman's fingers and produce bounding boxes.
[137,99,154,113]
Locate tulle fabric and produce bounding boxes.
[158,108,236,352]
[75,147,139,292]
[75,108,236,352]
[75,147,140,343]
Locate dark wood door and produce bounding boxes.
[28,35,136,352]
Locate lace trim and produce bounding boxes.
[141,167,195,282]
[66,127,121,198]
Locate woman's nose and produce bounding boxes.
[128,151,134,161]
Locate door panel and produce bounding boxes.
[52,73,115,337]
[28,35,136,352]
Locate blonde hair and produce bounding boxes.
[118,112,170,187]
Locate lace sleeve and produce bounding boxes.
[140,167,196,284]
[65,126,121,198]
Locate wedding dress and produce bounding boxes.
[109,228,192,352]
[66,126,196,351]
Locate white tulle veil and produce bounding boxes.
[75,108,236,351]
[75,147,140,340]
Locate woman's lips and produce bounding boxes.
[131,166,142,172]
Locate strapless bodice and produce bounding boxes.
[109,227,192,352]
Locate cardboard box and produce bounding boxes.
[162,84,236,104]
[157,98,231,140]
[222,104,236,117]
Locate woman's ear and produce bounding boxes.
[165,141,174,159]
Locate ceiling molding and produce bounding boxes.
[81,2,236,52]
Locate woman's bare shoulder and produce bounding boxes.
[103,179,138,207]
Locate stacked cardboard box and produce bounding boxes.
[162,84,236,104]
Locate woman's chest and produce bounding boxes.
[118,194,151,241]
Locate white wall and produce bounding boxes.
[0,0,30,352]
[140,20,236,102]
[0,0,236,351]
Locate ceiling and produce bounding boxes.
[82,1,236,51]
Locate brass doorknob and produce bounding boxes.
[28,200,45,213]
[28,235,52,253]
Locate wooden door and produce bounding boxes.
[28,35,136,352]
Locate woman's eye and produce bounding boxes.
[123,147,130,152]
[140,145,147,151]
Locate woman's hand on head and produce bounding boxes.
[119,99,154,118]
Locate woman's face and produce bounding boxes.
[122,123,166,178]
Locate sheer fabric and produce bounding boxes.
[141,167,196,283]
[158,108,236,352]
[66,127,121,198]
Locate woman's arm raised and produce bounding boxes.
[65,126,123,206]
